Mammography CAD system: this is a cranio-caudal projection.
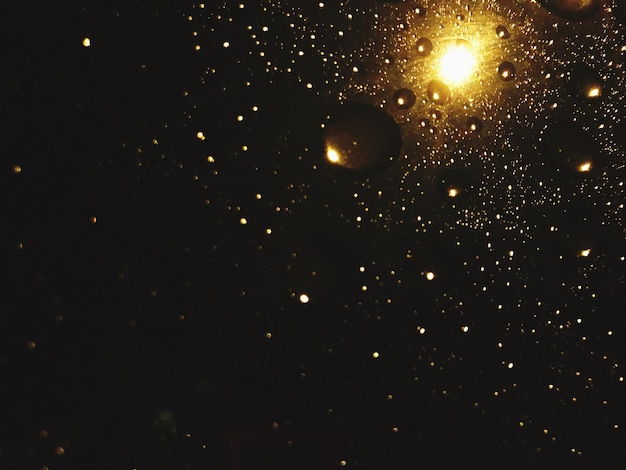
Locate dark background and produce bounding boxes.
[2,1,625,469]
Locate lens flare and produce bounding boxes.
[439,39,476,86]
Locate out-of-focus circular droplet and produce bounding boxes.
[541,120,597,173]
[393,88,417,109]
[496,25,510,39]
[466,116,484,133]
[569,64,604,99]
[383,54,395,65]
[417,117,431,129]
[538,0,600,21]
[415,37,433,57]
[498,61,516,81]
[427,80,451,105]
[414,5,427,16]
[323,102,402,174]
[439,168,474,198]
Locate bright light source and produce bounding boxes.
[326,147,340,163]
[439,39,476,86]
[578,162,592,173]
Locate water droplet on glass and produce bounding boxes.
[538,0,600,20]
[439,168,474,198]
[456,14,465,21]
[497,61,516,81]
[323,103,402,174]
[383,54,395,66]
[466,116,484,133]
[393,88,417,109]
[430,109,443,121]
[541,120,597,174]
[415,38,433,57]
[427,80,451,105]
[418,117,431,129]
[569,64,604,99]
[496,25,510,39]
[414,5,427,17]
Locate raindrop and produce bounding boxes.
[393,88,417,109]
[439,168,474,198]
[497,61,516,81]
[466,116,484,133]
[541,120,597,174]
[537,0,600,21]
[418,117,431,129]
[430,109,443,121]
[496,25,510,39]
[427,80,451,105]
[383,54,395,66]
[569,64,604,99]
[414,5,427,17]
[415,38,433,57]
[323,103,402,174]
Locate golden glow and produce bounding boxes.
[326,146,340,164]
[586,86,602,98]
[578,162,592,172]
[448,188,459,198]
[82,37,91,47]
[299,294,310,304]
[439,40,476,86]
[425,272,435,281]
[579,248,591,257]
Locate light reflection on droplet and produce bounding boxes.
[497,61,516,81]
[323,102,402,173]
[496,25,510,39]
[427,80,451,105]
[393,88,416,109]
[415,37,433,57]
[467,116,484,133]
[538,0,600,21]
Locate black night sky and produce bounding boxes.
[3,1,626,469]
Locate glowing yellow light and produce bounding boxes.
[578,162,592,172]
[82,37,91,47]
[448,188,459,198]
[299,294,310,304]
[586,86,601,98]
[580,249,591,257]
[425,272,435,281]
[326,147,340,164]
[439,40,476,86]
